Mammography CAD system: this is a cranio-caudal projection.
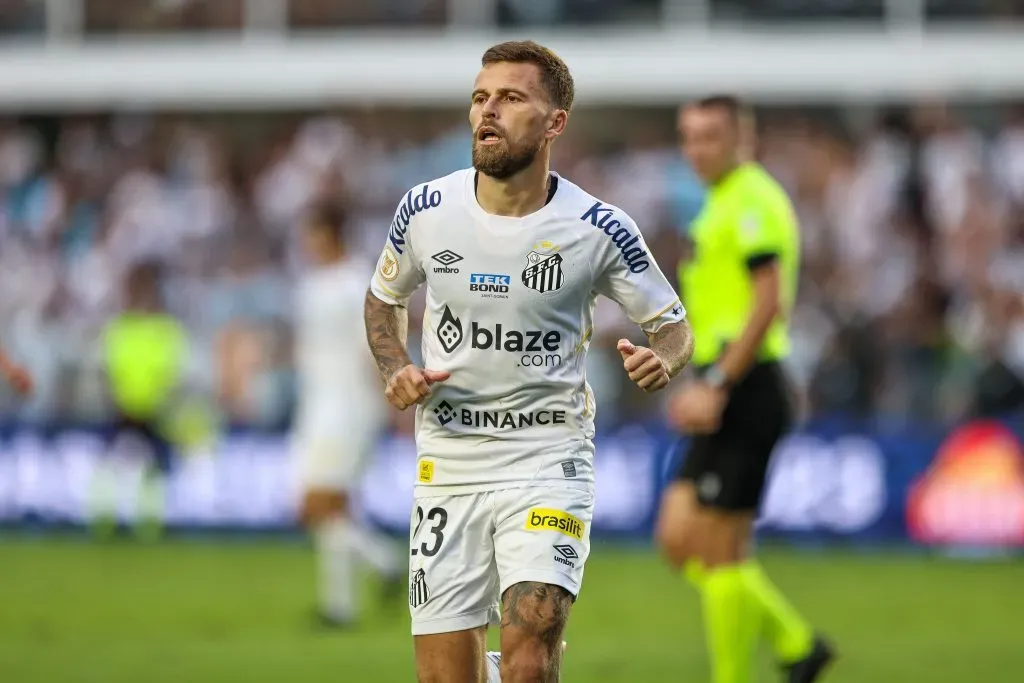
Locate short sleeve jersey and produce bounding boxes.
[678,163,800,367]
[370,169,685,494]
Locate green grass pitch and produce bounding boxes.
[0,537,1020,682]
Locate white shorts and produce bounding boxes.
[293,429,377,492]
[407,485,594,636]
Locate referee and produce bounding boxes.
[97,261,187,539]
[656,96,834,683]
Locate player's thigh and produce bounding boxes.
[414,626,488,683]
[493,486,593,601]
[408,492,500,638]
[492,486,590,657]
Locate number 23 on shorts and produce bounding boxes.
[411,505,448,557]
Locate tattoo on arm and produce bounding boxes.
[501,581,572,674]
[648,318,695,377]
[364,289,413,385]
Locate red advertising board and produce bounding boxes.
[907,420,1024,547]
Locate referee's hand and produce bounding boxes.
[617,339,670,393]
[669,381,726,434]
[385,365,450,411]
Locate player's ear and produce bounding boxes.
[546,109,568,140]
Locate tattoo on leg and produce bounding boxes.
[501,582,572,652]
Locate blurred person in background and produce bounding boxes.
[293,203,402,629]
[94,260,187,540]
[658,96,833,683]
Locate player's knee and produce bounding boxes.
[499,582,570,682]
[500,642,557,683]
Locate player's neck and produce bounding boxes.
[475,162,552,218]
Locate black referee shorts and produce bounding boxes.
[675,362,793,512]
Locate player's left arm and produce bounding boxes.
[647,318,695,378]
[595,211,693,392]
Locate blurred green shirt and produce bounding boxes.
[103,313,187,420]
[678,163,800,367]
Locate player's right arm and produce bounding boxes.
[364,187,449,411]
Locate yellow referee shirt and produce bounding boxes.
[678,163,800,367]
[103,313,187,421]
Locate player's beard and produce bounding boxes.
[472,133,543,180]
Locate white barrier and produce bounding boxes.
[0,28,1022,109]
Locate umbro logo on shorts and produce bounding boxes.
[525,508,585,541]
[409,569,430,608]
[552,544,578,569]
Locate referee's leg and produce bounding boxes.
[655,366,833,683]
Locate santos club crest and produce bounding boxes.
[522,248,565,293]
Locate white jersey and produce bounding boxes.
[369,169,685,494]
[296,258,385,439]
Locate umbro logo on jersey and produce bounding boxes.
[580,202,651,273]
[436,306,464,353]
[522,251,565,293]
[432,250,463,274]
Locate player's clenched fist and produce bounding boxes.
[617,339,670,393]
[385,364,450,410]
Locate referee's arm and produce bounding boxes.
[716,261,780,384]
[714,213,784,385]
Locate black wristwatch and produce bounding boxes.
[704,364,730,391]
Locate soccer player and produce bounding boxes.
[656,96,834,683]
[364,41,694,683]
[0,345,32,396]
[294,204,402,627]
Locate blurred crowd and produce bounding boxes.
[1,0,1022,35]
[0,101,1022,428]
